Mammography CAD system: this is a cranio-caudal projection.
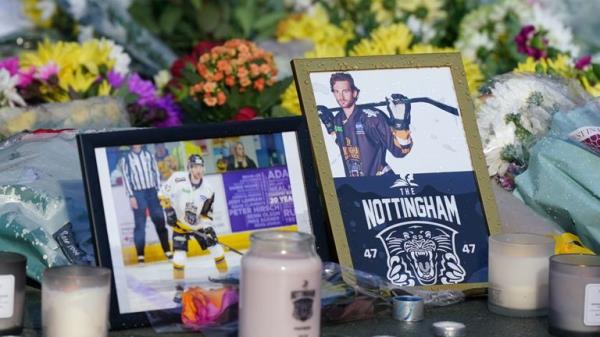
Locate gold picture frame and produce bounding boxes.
[292,53,501,291]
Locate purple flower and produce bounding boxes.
[107,70,125,88]
[575,55,592,70]
[515,25,548,60]
[127,73,157,106]
[0,57,19,76]
[153,95,183,127]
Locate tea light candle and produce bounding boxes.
[239,231,322,337]
[0,252,26,335]
[42,266,111,337]
[549,254,600,336]
[488,233,554,317]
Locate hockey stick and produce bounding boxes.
[192,229,245,256]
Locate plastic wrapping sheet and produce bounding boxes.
[515,99,600,253]
[0,130,98,280]
[146,262,465,335]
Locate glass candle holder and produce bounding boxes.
[0,252,26,335]
[549,254,600,336]
[488,233,554,317]
[42,266,111,337]
[239,231,322,337]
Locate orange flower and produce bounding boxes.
[237,66,249,78]
[239,76,251,87]
[259,64,271,75]
[267,78,275,86]
[196,63,209,77]
[203,81,217,93]
[238,43,250,54]
[190,83,203,94]
[217,91,227,105]
[253,78,265,92]
[250,63,260,77]
[213,71,224,81]
[225,76,236,87]
[203,93,217,106]
[217,60,230,73]
[199,54,210,64]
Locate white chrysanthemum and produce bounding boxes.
[528,4,580,57]
[0,69,26,108]
[104,39,130,75]
[406,16,436,43]
[36,0,56,21]
[476,73,590,176]
[66,0,87,20]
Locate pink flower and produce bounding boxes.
[515,25,548,60]
[17,67,35,88]
[0,57,19,76]
[575,55,592,70]
[35,62,58,81]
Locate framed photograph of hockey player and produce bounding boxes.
[77,117,330,329]
[292,53,502,291]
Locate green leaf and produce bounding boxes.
[253,12,285,31]
[189,0,202,10]
[128,1,159,33]
[197,3,221,32]
[182,63,202,84]
[270,105,295,118]
[159,7,183,35]
[234,1,256,38]
[257,77,293,113]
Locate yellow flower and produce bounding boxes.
[23,0,55,28]
[350,24,413,56]
[580,77,600,97]
[397,0,446,23]
[59,68,97,96]
[276,4,352,51]
[546,54,574,78]
[305,44,346,58]
[370,0,394,25]
[281,83,301,115]
[98,80,112,96]
[515,57,541,74]
[408,44,484,95]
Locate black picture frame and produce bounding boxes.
[77,117,331,329]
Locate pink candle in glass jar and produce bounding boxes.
[239,231,322,337]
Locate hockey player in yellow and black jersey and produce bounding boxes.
[158,154,228,301]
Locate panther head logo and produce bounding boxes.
[376,221,466,286]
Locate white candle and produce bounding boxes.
[239,232,322,337]
[488,233,554,317]
[42,286,110,337]
[42,266,111,337]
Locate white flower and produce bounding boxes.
[476,73,590,176]
[406,16,436,43]
[0,68,26,108]
[36,0,56,21]
[529,4,580,57]
[103,39,130,75]
[153,70,171,93]
[77,25,94,42]
[66,0,87,20]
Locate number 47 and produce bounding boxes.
[462,244,476,254]
[364,248,377,259]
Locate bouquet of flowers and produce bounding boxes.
[476,73,590,190]
[0,38,181,127]
[170,39,290,122]
[456,0,579,79]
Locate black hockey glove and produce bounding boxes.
[195,227,218,250]
[387,94,412,131]
[317,105,335,134]
[165,207,177,227]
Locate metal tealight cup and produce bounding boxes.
[392,295,424,322]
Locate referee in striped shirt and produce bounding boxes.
[121,144,172,263]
